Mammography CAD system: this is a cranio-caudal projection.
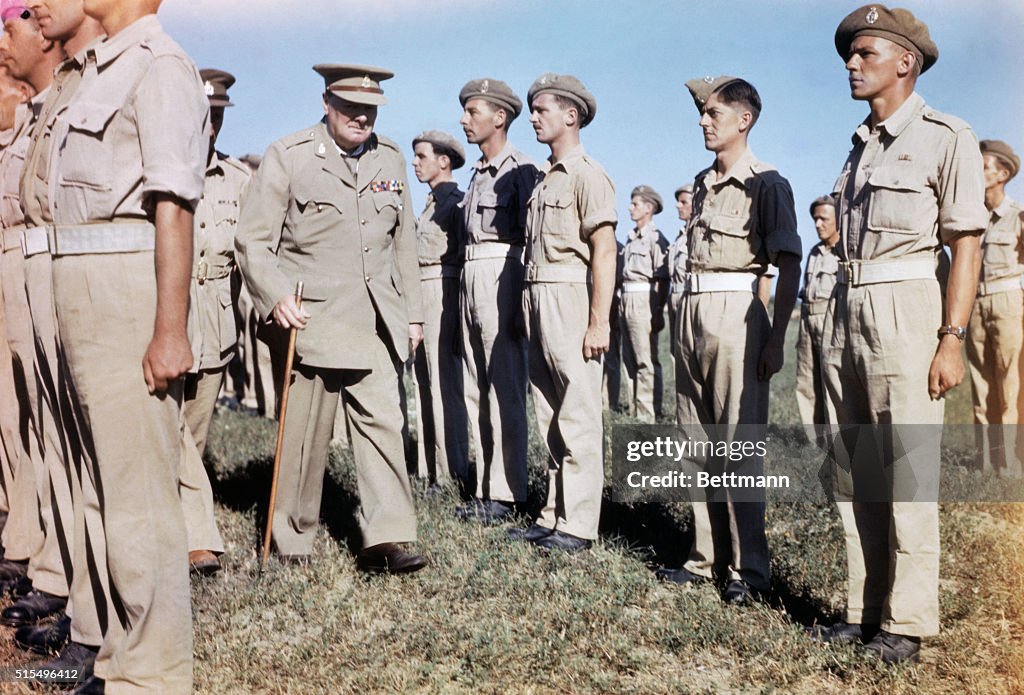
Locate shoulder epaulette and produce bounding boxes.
[921,109,971,133]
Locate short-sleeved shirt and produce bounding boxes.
[1,92,46,230]
[669,226,689,286]
[51,14,209,225]
[621,222,669,282]
[525,144,617,269]
[462,142,537,245]
[833,92,987,262]
[979,196,1024,284]
[687,148,802,273]
[417,181,466,267]
[800,241,840,304]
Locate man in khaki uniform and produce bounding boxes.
[48,1,210,691]
[966,140,1023,478]
[795,196,840,445]
[9,0,108,671]
[667,183,693,354]
[814,6,986,664]
[236,64,426,574]
[410,130,470,486]
[0,1,68,630]
[456,78,537,523]
[657,76,801,605]
[620,184,669,421]
[508,73,617,552]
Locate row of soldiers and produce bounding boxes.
[0,2,1018,693]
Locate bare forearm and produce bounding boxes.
[944,234,981,328]
[153,194,193,338]
[589,226,617,330]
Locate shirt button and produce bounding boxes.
[199,222,206,228]
[365,276,370,282]
[361,220,367,225]
[363,246,369,252]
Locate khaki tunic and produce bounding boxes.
[676,147,801,592]
[795,241,839,438]
[824,92,987,637]
[966,196,1023,477]
[412,181,469,483]
[667,225,689,352]
[620,223,669,421]
[524,144,616,540]
[50,15,208,692]
[236,124,420,555]
[460,143,536,503]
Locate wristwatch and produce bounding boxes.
[937,325,967,341]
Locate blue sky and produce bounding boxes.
[162,0,1024,251]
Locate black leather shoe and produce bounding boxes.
[35,640,98,684]
[655,566,705,585]
[722,579,762,606]
[1,589,68,626]
[806,621,879,645]
[455,498,516,524]
[862,630,921,664]
[1,573,33,598]
[67,674,105,694]
[14,612,71,654]
[508,523,553,543]
[532,529,591,553]
[356,543,428,575]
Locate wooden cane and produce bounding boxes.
[260,281,303,571]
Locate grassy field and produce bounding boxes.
[2,317,1022,694]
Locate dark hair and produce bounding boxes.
[712,78,762,127]
[809,195,836,216]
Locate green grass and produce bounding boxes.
[1,317,1021,694]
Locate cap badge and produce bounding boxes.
[481,79,489,94]
[204,81,215,97]
[539,76,548,85]
[866,7,879,24]
[703,76,714,84]
[361,75,372,88]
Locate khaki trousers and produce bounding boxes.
[966,288,1022,477]
[180,368,225,553]
[621,291,662,422]
[53,252,192,694]
[675,291,771,592]
[526,281,604,540]
[413,275,469,484]
[234,284,277,416]
[795,303,829,446]
[461,255,528,503]
[823,279,943,638]
[272,340,417,555]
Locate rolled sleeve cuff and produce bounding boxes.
[582,209,617,237]
[142,169,205,211]
[939,203,988,243]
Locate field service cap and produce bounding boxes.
[528,73,597,127]
[834,5,938,73]
[412,130,466,170]
[199,69,235,108]
[631,185,663,214]
[980,140,1019,180]
[684,75,738,113]
[314,64,393,106]
[459,78,522,121]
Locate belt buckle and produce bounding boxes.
[196,259,209,284]
[19,230,28,257]
[686,272,698,293]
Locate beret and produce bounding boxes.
[630,185,663,215]
[199,68,235,108]
[412,130,466,170]
[980,139,1020,180]
[684,75,738,113]
[834,5,938,73]
[314,63,393,106]
[673,184,694,199]
[459,78,522,121]
[527,73,597,127]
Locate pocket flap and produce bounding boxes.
[867,166,925,193]
[708,214,747,237]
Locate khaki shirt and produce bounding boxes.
[669,226,689,286]
[800,241,840,304]
[1,93,46,230]
[51,15,209,225]
[688,148,802,273]
[979,196,1024,284]
[188,152,250,369]
[235,124,422,370]
[621,222,669,282]
[417,181,465,267]
[463,142,537,245]
[525,144,617,270]
[833,92,987,262]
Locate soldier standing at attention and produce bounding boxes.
[236,64,427,575]
[620,184,669,422]
[966,140,1023,478]
[456,78,537,523]
[410,130,470,487]
[657,75,801,605]
[794,195,840,444]
[508,73,617,552]
[47,0,210,691]
[667,183,693,354]
[813,5,986,664]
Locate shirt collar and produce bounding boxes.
[431,180,459,202]
[547,143,586,173]
[630,221,657,240]
[992,195,1015,220]
[853,92,924,144]
[703,147,757,190]
[91,15,162,69]
[474,141,515,173]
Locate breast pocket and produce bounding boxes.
[539,191,574,260]
[59,100,119,193]
[372,191,401,232]
[983,227,1019,269]
[708,213,757,266]
[476,190,515,241]
[625,239,653,278]
[866,166,930,234]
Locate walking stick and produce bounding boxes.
[260,281,303,571]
